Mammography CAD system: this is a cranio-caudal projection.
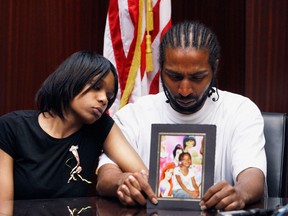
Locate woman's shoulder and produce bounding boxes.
[0,110,38,124]
[87,112,114,131]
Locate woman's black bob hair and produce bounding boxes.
[35,51,118,119]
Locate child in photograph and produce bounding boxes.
[172,152,200,199]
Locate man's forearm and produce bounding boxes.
[235,168,265,205]
[96,164,131,197]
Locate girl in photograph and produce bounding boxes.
[172,152,200,199]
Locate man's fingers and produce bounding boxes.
[132,171,158,205]
[117,171,158,206]
[126,175,141,190]
[117,186,138,206]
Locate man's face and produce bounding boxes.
[161,47,213,114]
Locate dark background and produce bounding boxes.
[0,0,287,195]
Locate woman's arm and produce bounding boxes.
[103,123,147,173]
[0,149,14,201]
[97,123,157,206]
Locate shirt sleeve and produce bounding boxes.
[96,153,118,174]
[231,100,267,182]
[0,113,17,158]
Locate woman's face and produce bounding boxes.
[175,149,183,159]
[185,139,195,148]
[162,47,213,114]
[69,71,115,124]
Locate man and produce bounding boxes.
[96,21,266,211]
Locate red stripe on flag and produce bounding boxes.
[121,0,140,92]
[161,19,172,39]
[108,0,125,92]
[151,0,160,41]
[149,72,160,94]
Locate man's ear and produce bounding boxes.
[214,59,219,74]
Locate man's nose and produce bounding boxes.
[178,79,193,97]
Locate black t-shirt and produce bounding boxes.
[0,110,114,200]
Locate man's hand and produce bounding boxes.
[200,168,265,211]
[117,170,158,206]
[200,181,245,211]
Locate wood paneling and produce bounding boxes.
[246,0,288,112]
[0,0,109,114]
[171,0,246,95]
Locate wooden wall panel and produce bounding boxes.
[0,0,108,115]
[171,0,246,95]
[246,0,288,113]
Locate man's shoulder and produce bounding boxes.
[219,90,257,106]
[135,92,166,104]
[217,90,261,116]
[121,92,166,110]
[114,92,166,118]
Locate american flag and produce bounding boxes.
[103,0,172,115]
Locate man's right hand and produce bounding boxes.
[116,170,158,206]
[96,164,158,207]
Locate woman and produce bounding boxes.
[172,144,183,166]
[158,162,175,197]
[0,51,146,201]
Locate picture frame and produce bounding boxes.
[147,124,216,211]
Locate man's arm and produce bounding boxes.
[200,167,265,211]
[96,164,131,197]
[96,163,157,206]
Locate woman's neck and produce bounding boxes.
[38,112,82,138]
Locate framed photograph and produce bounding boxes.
[147,124,216,211]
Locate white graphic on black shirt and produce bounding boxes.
[65,145,92,184]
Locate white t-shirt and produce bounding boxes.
[98,90,267,185]
[172,167,197,191]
